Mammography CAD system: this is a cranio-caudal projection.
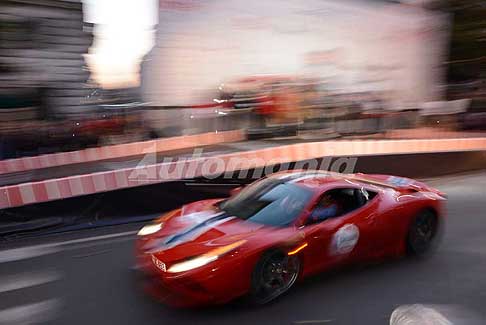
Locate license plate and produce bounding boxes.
[151,255,166,272]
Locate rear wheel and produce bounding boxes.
[407,210,438,256]
[249,250,300,305]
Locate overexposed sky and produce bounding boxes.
[83,0,157,88]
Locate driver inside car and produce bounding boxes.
[310,194,341,223]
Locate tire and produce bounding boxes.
[249,250,300,305]
[406,210,439,257]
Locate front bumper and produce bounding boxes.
[134,249,251,307]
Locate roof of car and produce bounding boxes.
[269,170,390,191]
[269,170,355,188]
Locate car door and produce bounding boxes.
[346,188,381,262]
[300,187,380,274]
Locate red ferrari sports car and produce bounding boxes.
[135,170,446,307]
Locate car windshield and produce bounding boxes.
[219,178,313,226]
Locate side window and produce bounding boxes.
[357,188,378,206]
[308,188,377,224]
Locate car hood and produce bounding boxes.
[140,199,270,263]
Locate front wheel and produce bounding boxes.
[249,250,300,305]
[407,210,438,256]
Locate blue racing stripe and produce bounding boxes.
[164,212,228,245]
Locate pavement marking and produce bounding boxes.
[0,271,61,294]
[44,230,138,248]
[0,299,61,325]
[0,246,61,264]
[0,230,137,263]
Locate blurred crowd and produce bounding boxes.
[217,76,382,129]
[1,74,484,160]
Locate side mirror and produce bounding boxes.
[230,186,243,196]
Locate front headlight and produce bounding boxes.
[137,222,163,236]
[167,240,246,273]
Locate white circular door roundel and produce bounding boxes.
[330,224,360,255]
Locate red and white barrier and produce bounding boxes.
[0,130,244,175]
[1,137,486,210]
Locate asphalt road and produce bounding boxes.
[0,172,485,324]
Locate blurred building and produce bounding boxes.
[142,0,450,110]
[0,0,93,119]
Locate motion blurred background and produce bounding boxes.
[0,0,485,159]
[1,2,486,324]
